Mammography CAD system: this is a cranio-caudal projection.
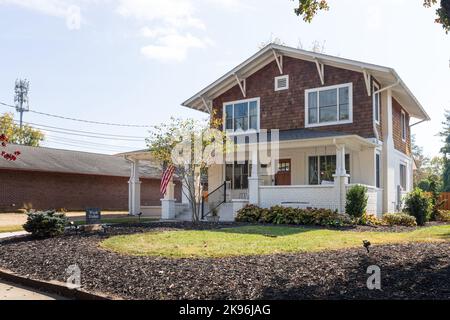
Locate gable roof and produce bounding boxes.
[182,43,430,121]
[0,144,162,179]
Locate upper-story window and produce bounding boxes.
[224,98,260,132]
[373,82,381,124]
[401,110,407,142]
[305,83,353,128]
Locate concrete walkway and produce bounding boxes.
[0,280,66,300]
[0,231,28,239]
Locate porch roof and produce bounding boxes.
[233,129,377,151]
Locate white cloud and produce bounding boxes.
[117,0,218,62]
[141,33,212,62]
[366,5,382,31]
[117,0,204,29]
[0,0,82,30]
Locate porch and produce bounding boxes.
[207,132,383,218]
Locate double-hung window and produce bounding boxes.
[399,163,407,190]
[224,98,259,132]
[308,155,350,185]
[305,83,353,127]
[226,161,251,190]
[401,110,407,142]
[373,83,381,124]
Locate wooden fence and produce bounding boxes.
[439,192,450,210]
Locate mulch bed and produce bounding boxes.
[0,222,449,300]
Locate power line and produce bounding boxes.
[46,135,143,150]
[21,121,147,139]
[1,101,154,128]
[20,122,146,142]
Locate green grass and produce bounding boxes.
[0,225,24,233]
[101,224,450,258]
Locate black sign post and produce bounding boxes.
[86,208,101,225]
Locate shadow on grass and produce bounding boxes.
[214,225,318,237]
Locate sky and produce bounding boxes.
[0,0,449,157]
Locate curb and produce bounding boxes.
[0,268,118,300]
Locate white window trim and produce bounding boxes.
[223,97,261,135]
[401,110,407,142]
[373,82,380,125]
[399,161,408,191]
[274,75,289,91]
[306,152,351,185]
[305,82,353,128]
[375,150,382,189]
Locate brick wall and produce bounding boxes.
[0,169,182,212]
[392,98,411,156]
[212,56,378,139]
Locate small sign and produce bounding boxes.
[86,208,101,225]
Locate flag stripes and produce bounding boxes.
[160,165,175,195]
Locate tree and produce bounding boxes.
[292,0,450,33]
[412,134,430,186]
[146,114,232,223]
[1,134,20,161]
[0,113,44,146]
[440,110,450,191]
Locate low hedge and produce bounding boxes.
[236,205,351,227]
[382,213,417,227]
[436,210,450,222]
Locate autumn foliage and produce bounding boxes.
[0,134,20,161]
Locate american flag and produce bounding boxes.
[160,165,175,195]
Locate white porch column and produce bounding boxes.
[382,89,396,213]
[161,177,176,220]
[248,147,261,205]
[333,144,349,214]
[128,159,141,216]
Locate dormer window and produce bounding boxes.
[224,98,260,133]
[275,75,289,91]
[305,83,353,128]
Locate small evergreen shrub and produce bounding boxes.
[345,185,368,220]
[382,213,417,227]
[235,205,263,223]
[23,210,68,238]
[403,188,431,226]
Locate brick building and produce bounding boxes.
[0,145,181,213]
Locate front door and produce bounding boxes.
[275,159,291,186]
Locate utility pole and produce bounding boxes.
[14,79,30,130]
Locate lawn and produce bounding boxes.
[0,225,24,233]
[101,224,450,258]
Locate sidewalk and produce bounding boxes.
[0,280,66,300]
[0,231,28,239]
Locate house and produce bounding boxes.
[0,144,181,215]
[176,44,429,220]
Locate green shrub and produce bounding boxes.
[403,188,431,226]
[345,185,368,219]
[23,210,68,238]
[359,213,382,226]
[235,205,263,223]
[382,213,417,227]
[436,210,450,222]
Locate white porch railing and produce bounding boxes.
[259,185,338,211]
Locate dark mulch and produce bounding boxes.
[0,222,449,300]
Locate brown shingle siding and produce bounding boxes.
[392,98,411,156]
[212,56,377,138]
